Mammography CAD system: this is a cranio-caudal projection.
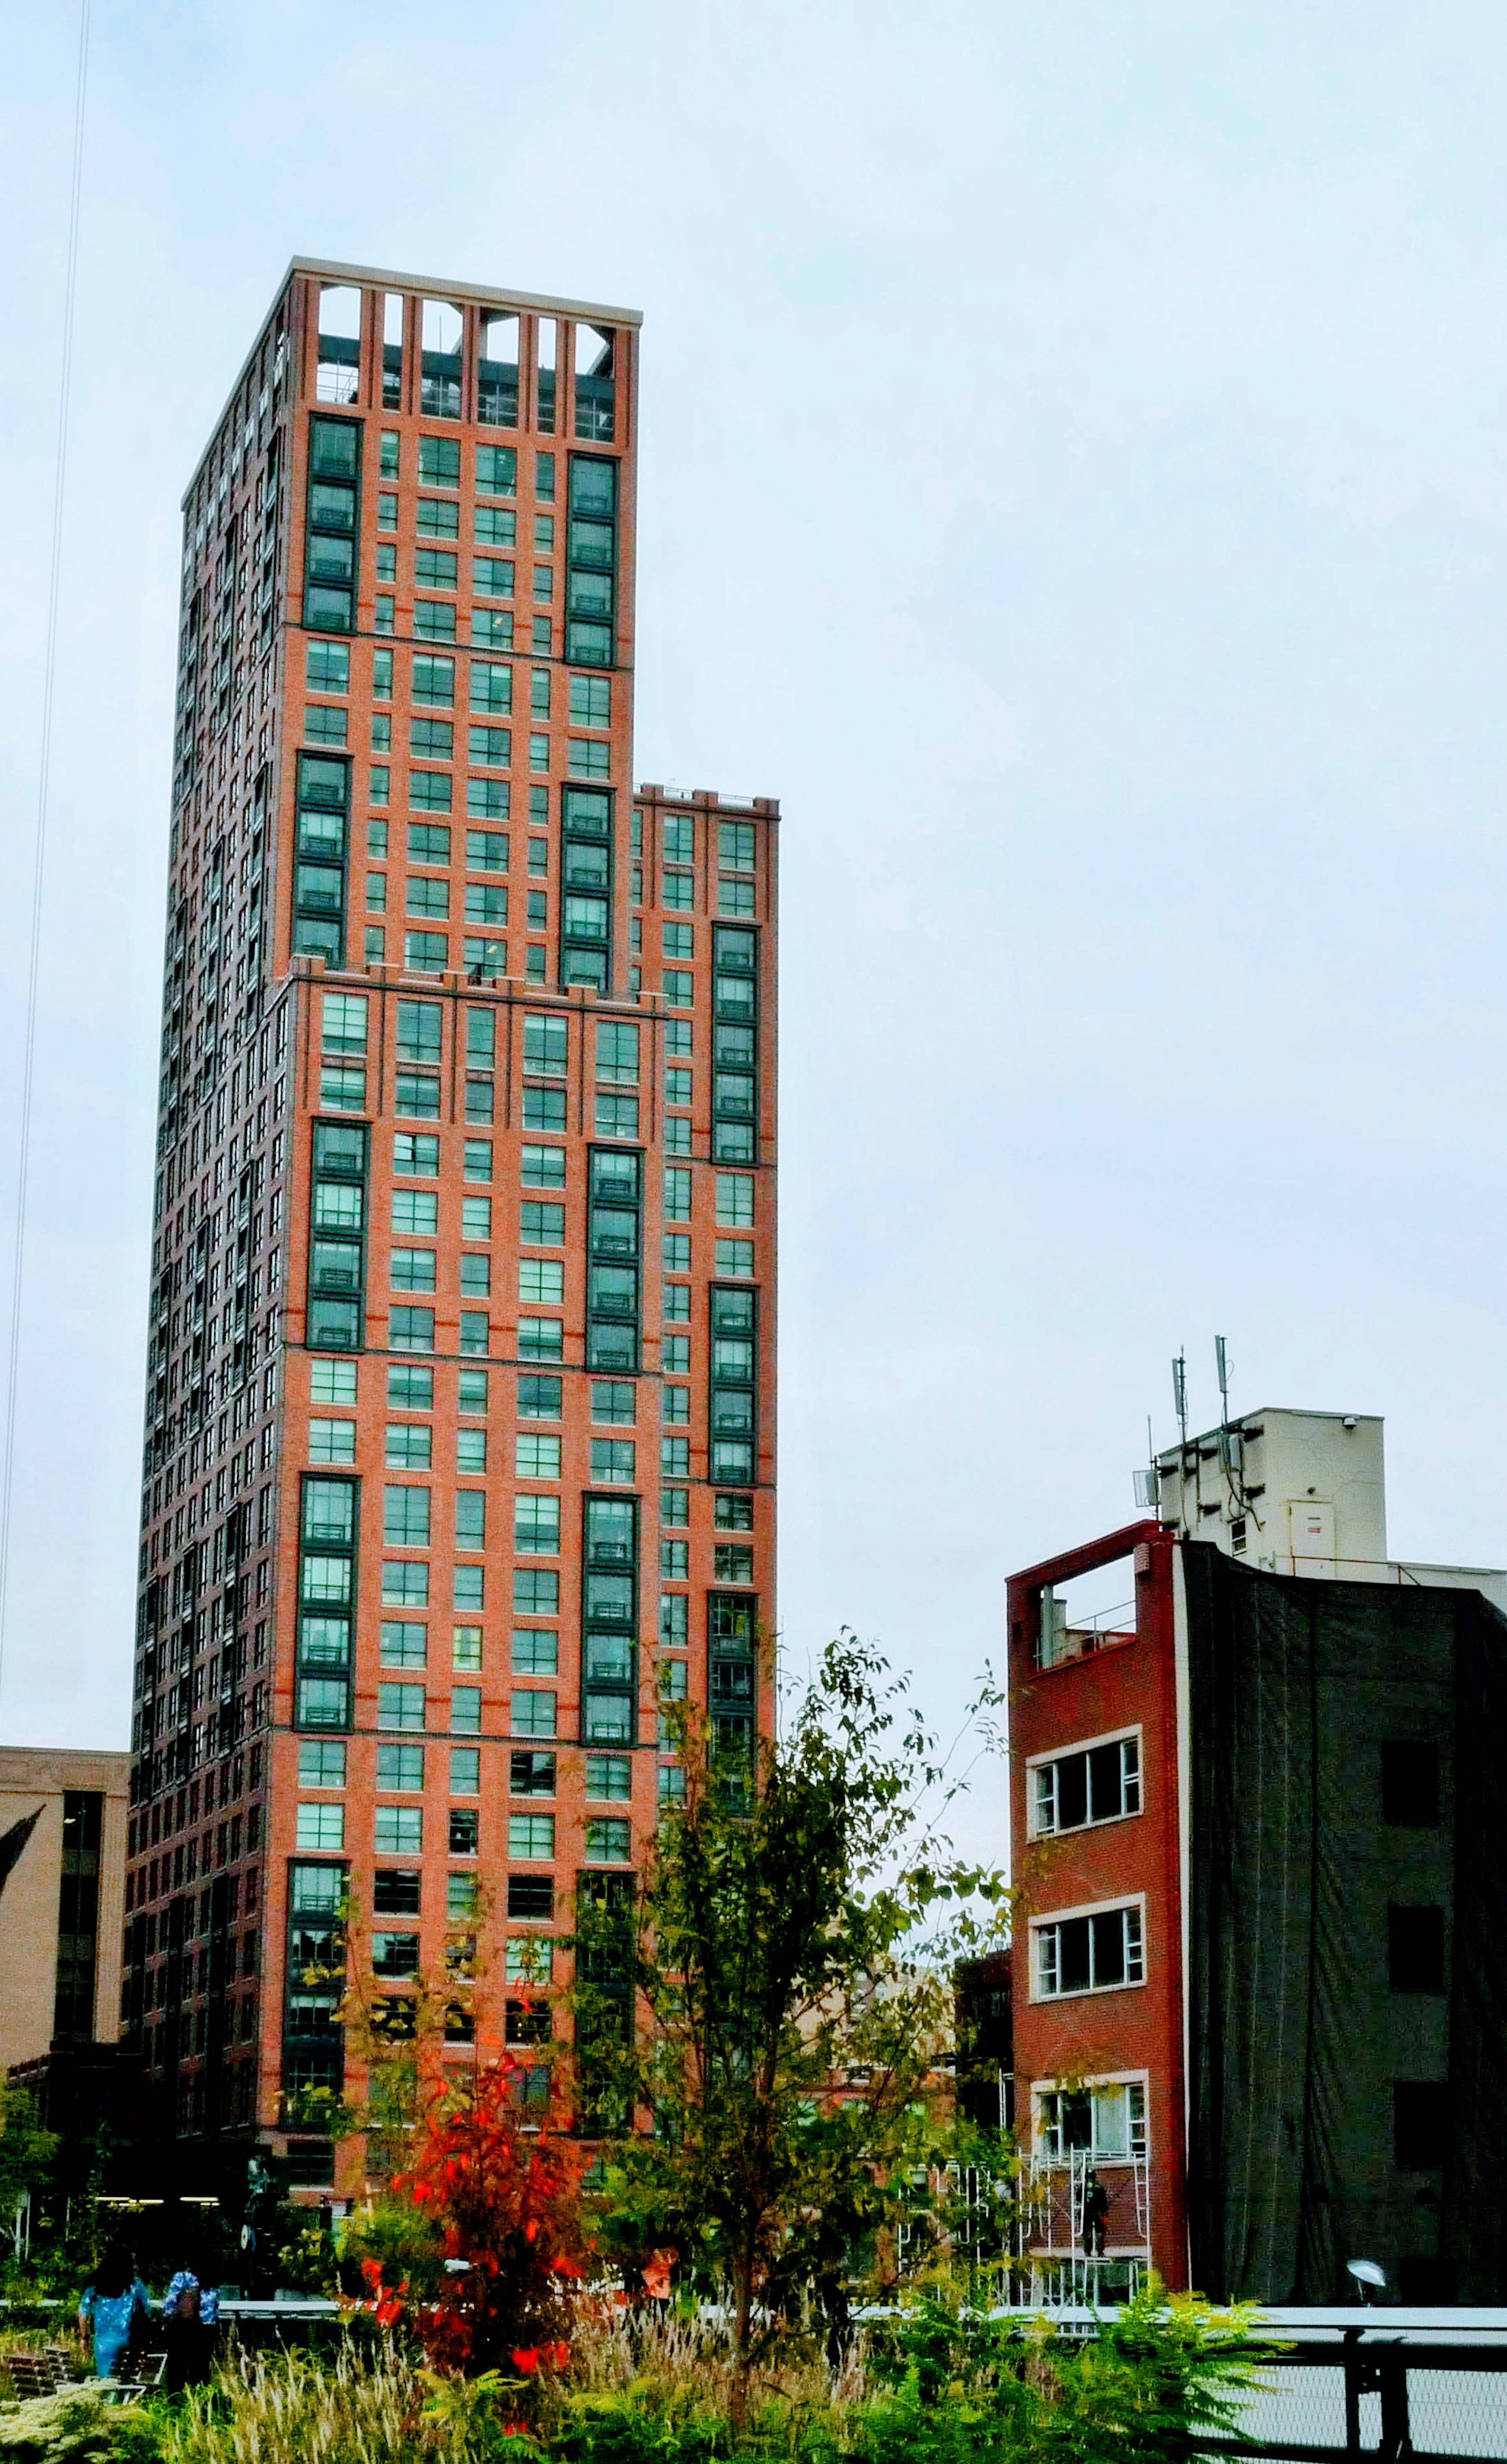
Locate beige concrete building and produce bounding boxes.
[0,1748,130,2074]
[1153,1407,1507,1607]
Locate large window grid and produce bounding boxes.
[297,1473,358,1732]
[708,1285,756,1487]
[303,416,359,634]
[708,1591,756,1754]
[560,785,613,990]
[587,1145,640,1373]
[283,1859,347,2098]
[566,455,616,668]
[293,751,351,965]
[582,1494,638,1746]
[713,924,758,1164]
[306,1121,367,1352]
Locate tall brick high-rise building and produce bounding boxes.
[121,260,777,2199]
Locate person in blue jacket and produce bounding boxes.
[77,2244,150,2379]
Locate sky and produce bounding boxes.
[2,0,1507,1863]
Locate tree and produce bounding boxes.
[0,2083,58,2268]
[571,1630,1009,2425]
[358,2055,586,2374]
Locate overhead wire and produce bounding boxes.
[0,0,93,1719]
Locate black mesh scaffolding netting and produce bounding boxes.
[1183,1541,1507,2304]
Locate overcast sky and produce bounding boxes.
[3,1,1507,1861]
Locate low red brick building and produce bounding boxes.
[1007,1409,1507,2305]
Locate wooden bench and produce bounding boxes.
[1,2348,85,2400]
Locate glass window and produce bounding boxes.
[383,1485,431,1547]
[518,1319,563,1362]
[509,1812,555,1859]
[379,1620,427,1669]
[385,1422,431,1469]
[514,1495,561,1553]
[298,1740,347,1788]
[307,641,350,694]
[586,1753,632,1801]
[382,1561,430,1605]
[511,1689,558,1739]
[1034,1906,1145,1997]
[308,1418,355,1465]
[516,1433,562,1478]
[715,1174,755,1228]
[585,1817,631,1864]
[375,1742,425,1791]
[451,1748,481,1795]
[376,1805,424,1853]
[392,1188,439,1234]
[520,1259,565,1305]
[518,1374,562,1420]
[513,1569,559,1615]
[1032,1739,1142,1837]
[522,1145,566,1189]
[296,1802,346,1850]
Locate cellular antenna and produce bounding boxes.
[1215,1335,1230,1430]
[1172,1352,1188,1449]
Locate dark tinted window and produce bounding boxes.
[1394,2081,1449,2170]
[1382,1742,1440,1826]
[372,1868,421,1914]
[1389,1905,1446,1994]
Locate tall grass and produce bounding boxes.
[159,2343,510,2464]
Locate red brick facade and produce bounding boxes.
[1007,1522,1187,2287]
[121,260,776,2191]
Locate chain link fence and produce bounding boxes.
[1199,2326,1507,2464]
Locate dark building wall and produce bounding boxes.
[1184,1544,1504,2303]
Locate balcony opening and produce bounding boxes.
[316,286,361,405]
[382,293,405,409]
[536,318,557,433]
[480,311,520,428]
[421,299,463,419]
[1036,1557,1137,1670]
[575,325,615,441]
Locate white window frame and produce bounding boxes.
[1030,2070,1149,2162]
[1031,1894,1146,2002]
[1026,1724,1143,1840]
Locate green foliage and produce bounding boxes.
[553,2388,735,2464]
[0,2088,59,2264]
[0,2385,163,2464]
[339,2193,448,2305]
[857,2276,1275,2464]
[0,2287,1274,2464]
[570,1634,1011,2417]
